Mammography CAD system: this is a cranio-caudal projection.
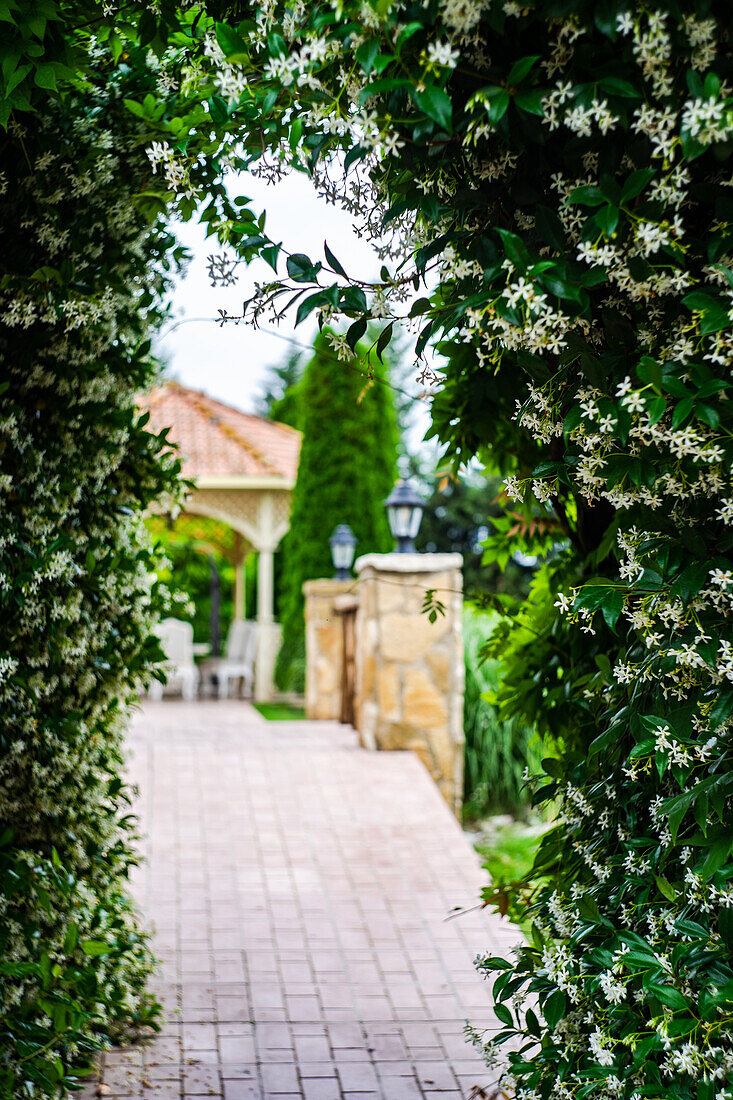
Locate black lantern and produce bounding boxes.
[329,524,357,579]
[385,479,425,553]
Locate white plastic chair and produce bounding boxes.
[217,619,259,699]
[148,617,199,701]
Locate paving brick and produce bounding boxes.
[261,1064,301,1094]
[337,1062,379,1091]
[109,702,521,1100]
[294,1036,330,1063]
[182,1064,222,1094]
[223,1081,263,1100]
[297,1064,337,1079]
[301,1080,341,1100]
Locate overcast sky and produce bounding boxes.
[154,170,435,450]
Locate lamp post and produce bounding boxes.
[384,479,426,554]
[329,524,357,580]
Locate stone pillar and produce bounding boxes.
[254,621,281,703]
[354,553,464,813]
[303,578,353,720]
[234,558,245,620]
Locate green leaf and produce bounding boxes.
[286,253,321,283]
[341,286,368,313]
[324,241,348,279]
[701,836,733,877]
[637,356,663,392]
[344,144,367,173]
[646,394,666,424]
[4,62,31,96]
[295,290,328,326]
[683,290,730,334]
[654,875,676,901]
[289,116,302,152]
[567,185,606,207]
[601,589,624,630]
[376,321,394,362]
[494,1002,513,1026]
[81,940,113,956]
[413,84,452,131]
[356,38,380,74]
[564,405,582,435]
[485,87,510,125]
[496,227,529,270]
[671,561,710,602]
[138,9,157,46]
[543,989,566,1027]
[535,206,565,249]
[595,204,619,237]
[525,1007,541,1038]
[358,77,409,105]
[34,63,57,90]
[621,168,655,203]
[208,96,228,124]
[261,244,280,271]
[481,956,512,969]
[267,32,287,58]
[508,55,539,84]
[409,297,431,318]
[63,922,78,953]
[514,89,544,115]
[598,76,640,98]
[346,318,367,350]
[671,396,695,429]
[396,21,423,47]
[648,984,690,1012]
[710,689,733,727]
[719,907,733,950]
[215,21,248,62]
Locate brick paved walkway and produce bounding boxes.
[93,701,519,1099]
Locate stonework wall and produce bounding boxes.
[303,578,353,720]
[354,553,464,813]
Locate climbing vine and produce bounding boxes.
[0,9,194,1095]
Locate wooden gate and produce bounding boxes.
[335,597,358,727]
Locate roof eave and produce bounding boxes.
[193,475,296,491]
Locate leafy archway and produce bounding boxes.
[3,2,733,1097]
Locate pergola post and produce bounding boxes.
[254,494,281,703]
[233,532,246,620]
[234,559,245,620]
[257,546,274,625]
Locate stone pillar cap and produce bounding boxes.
[355,552,463,574]
[302,577,356,596]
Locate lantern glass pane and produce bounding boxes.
[407,505,423,538]
[331,541,355,571]
[387,503,411,538]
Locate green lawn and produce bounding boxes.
[471,815,551,884]
[254,702,306,721]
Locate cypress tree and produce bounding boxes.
[276,331,398,690]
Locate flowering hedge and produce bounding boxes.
[0,9,192,1093]
[122,2,733,1098]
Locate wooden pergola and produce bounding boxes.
[142,381,301,701]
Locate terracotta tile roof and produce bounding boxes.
[141,381,300,482]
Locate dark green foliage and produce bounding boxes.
[416,470,534,599]
[0,10,190,1094]
[462,608,543,816]
[254,349,306,429]
[275,333,398,690]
